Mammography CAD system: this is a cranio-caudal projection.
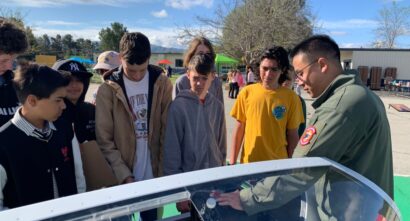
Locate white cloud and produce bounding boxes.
[5,0,154,7]
[43,20,82,26]
[165,0,213,10]
[32,27,101,41]
[151,9,168,18]
[340,42,370,48]
[329,31,348,36]
[318,19,378,30]
[129,27,184,48]
[31,25,186,48]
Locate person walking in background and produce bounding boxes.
[0,64,76,210]
[246,66,255,85]
[95,32,172,220]
[173,36,224,104]
[229,46,304,165]
[0,18,28,126]
[227,70,235,99]
[230,70,238,99]
[167,65,172,78]
[295,83,302,96]
[235,69,244,94]
[163,54,226,216]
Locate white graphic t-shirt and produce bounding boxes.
[123,72,154,181]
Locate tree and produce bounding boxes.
[374,1,410,48]
[99,22,128,51]
[224,0,313,65]
[178,0,314,65]
[1,6,97,58]
[0,7,38,56]
[36,34,51,54]
[62,34,75,56]
[50,34,63,58]
[75,38,95,59]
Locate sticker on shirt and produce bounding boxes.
[272,105,286,120]
[300,126,316,146]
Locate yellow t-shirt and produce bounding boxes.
[230,83,304,163]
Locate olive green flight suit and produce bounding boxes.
[293,72,393,198]
[239,72,393,219]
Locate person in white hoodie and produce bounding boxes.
[163,54,227,216]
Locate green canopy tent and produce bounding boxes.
[214,54,239,77]
[215,54,239,64]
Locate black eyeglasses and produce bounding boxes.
[294,59,318,79]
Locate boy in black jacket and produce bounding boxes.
[52,59,95,143]
[52,59,95,193]
[0,64,77,210]
[0,18,28,126]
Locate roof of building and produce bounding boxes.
[341,48,410,52]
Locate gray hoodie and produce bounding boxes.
[163,90,227,176]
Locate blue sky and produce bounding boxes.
[1,0,410,49]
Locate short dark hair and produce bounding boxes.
[187,54,214,76]
[183,36,215,68]
[289,34,340,62]
[13,63,70,103]
[260,46,290,85]
[0,18,28,54]
[119,32,151,65]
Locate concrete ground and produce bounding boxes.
[86,83,410,176]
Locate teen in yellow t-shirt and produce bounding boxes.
[229,47,304,164]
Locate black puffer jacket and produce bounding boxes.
[0,70,20,126]
[60,73,95,144]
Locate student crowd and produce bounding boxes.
[0,17,393,220]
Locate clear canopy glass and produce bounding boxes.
[0,157,401,221]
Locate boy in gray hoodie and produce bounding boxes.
[163,54,227,213]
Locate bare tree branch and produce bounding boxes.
[374,1,410,48]
[177,0,314,65]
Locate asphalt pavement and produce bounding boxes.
[87,82,410,218]
[87,83,410,176]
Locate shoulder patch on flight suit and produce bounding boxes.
[272,105,286,120]
[300,126,316,146]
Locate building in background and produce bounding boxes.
[340,48,410,90]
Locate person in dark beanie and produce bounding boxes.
[0,64,76,210]
[0,17,28,126]
[52,59,95,193]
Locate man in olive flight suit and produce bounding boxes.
[216,35,393,220]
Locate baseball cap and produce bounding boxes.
[52,59,93,78]
[93,51,120,71]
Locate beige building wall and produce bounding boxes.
[150,53,184,68]
[340,49,410,80]
[352,51,410,80]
